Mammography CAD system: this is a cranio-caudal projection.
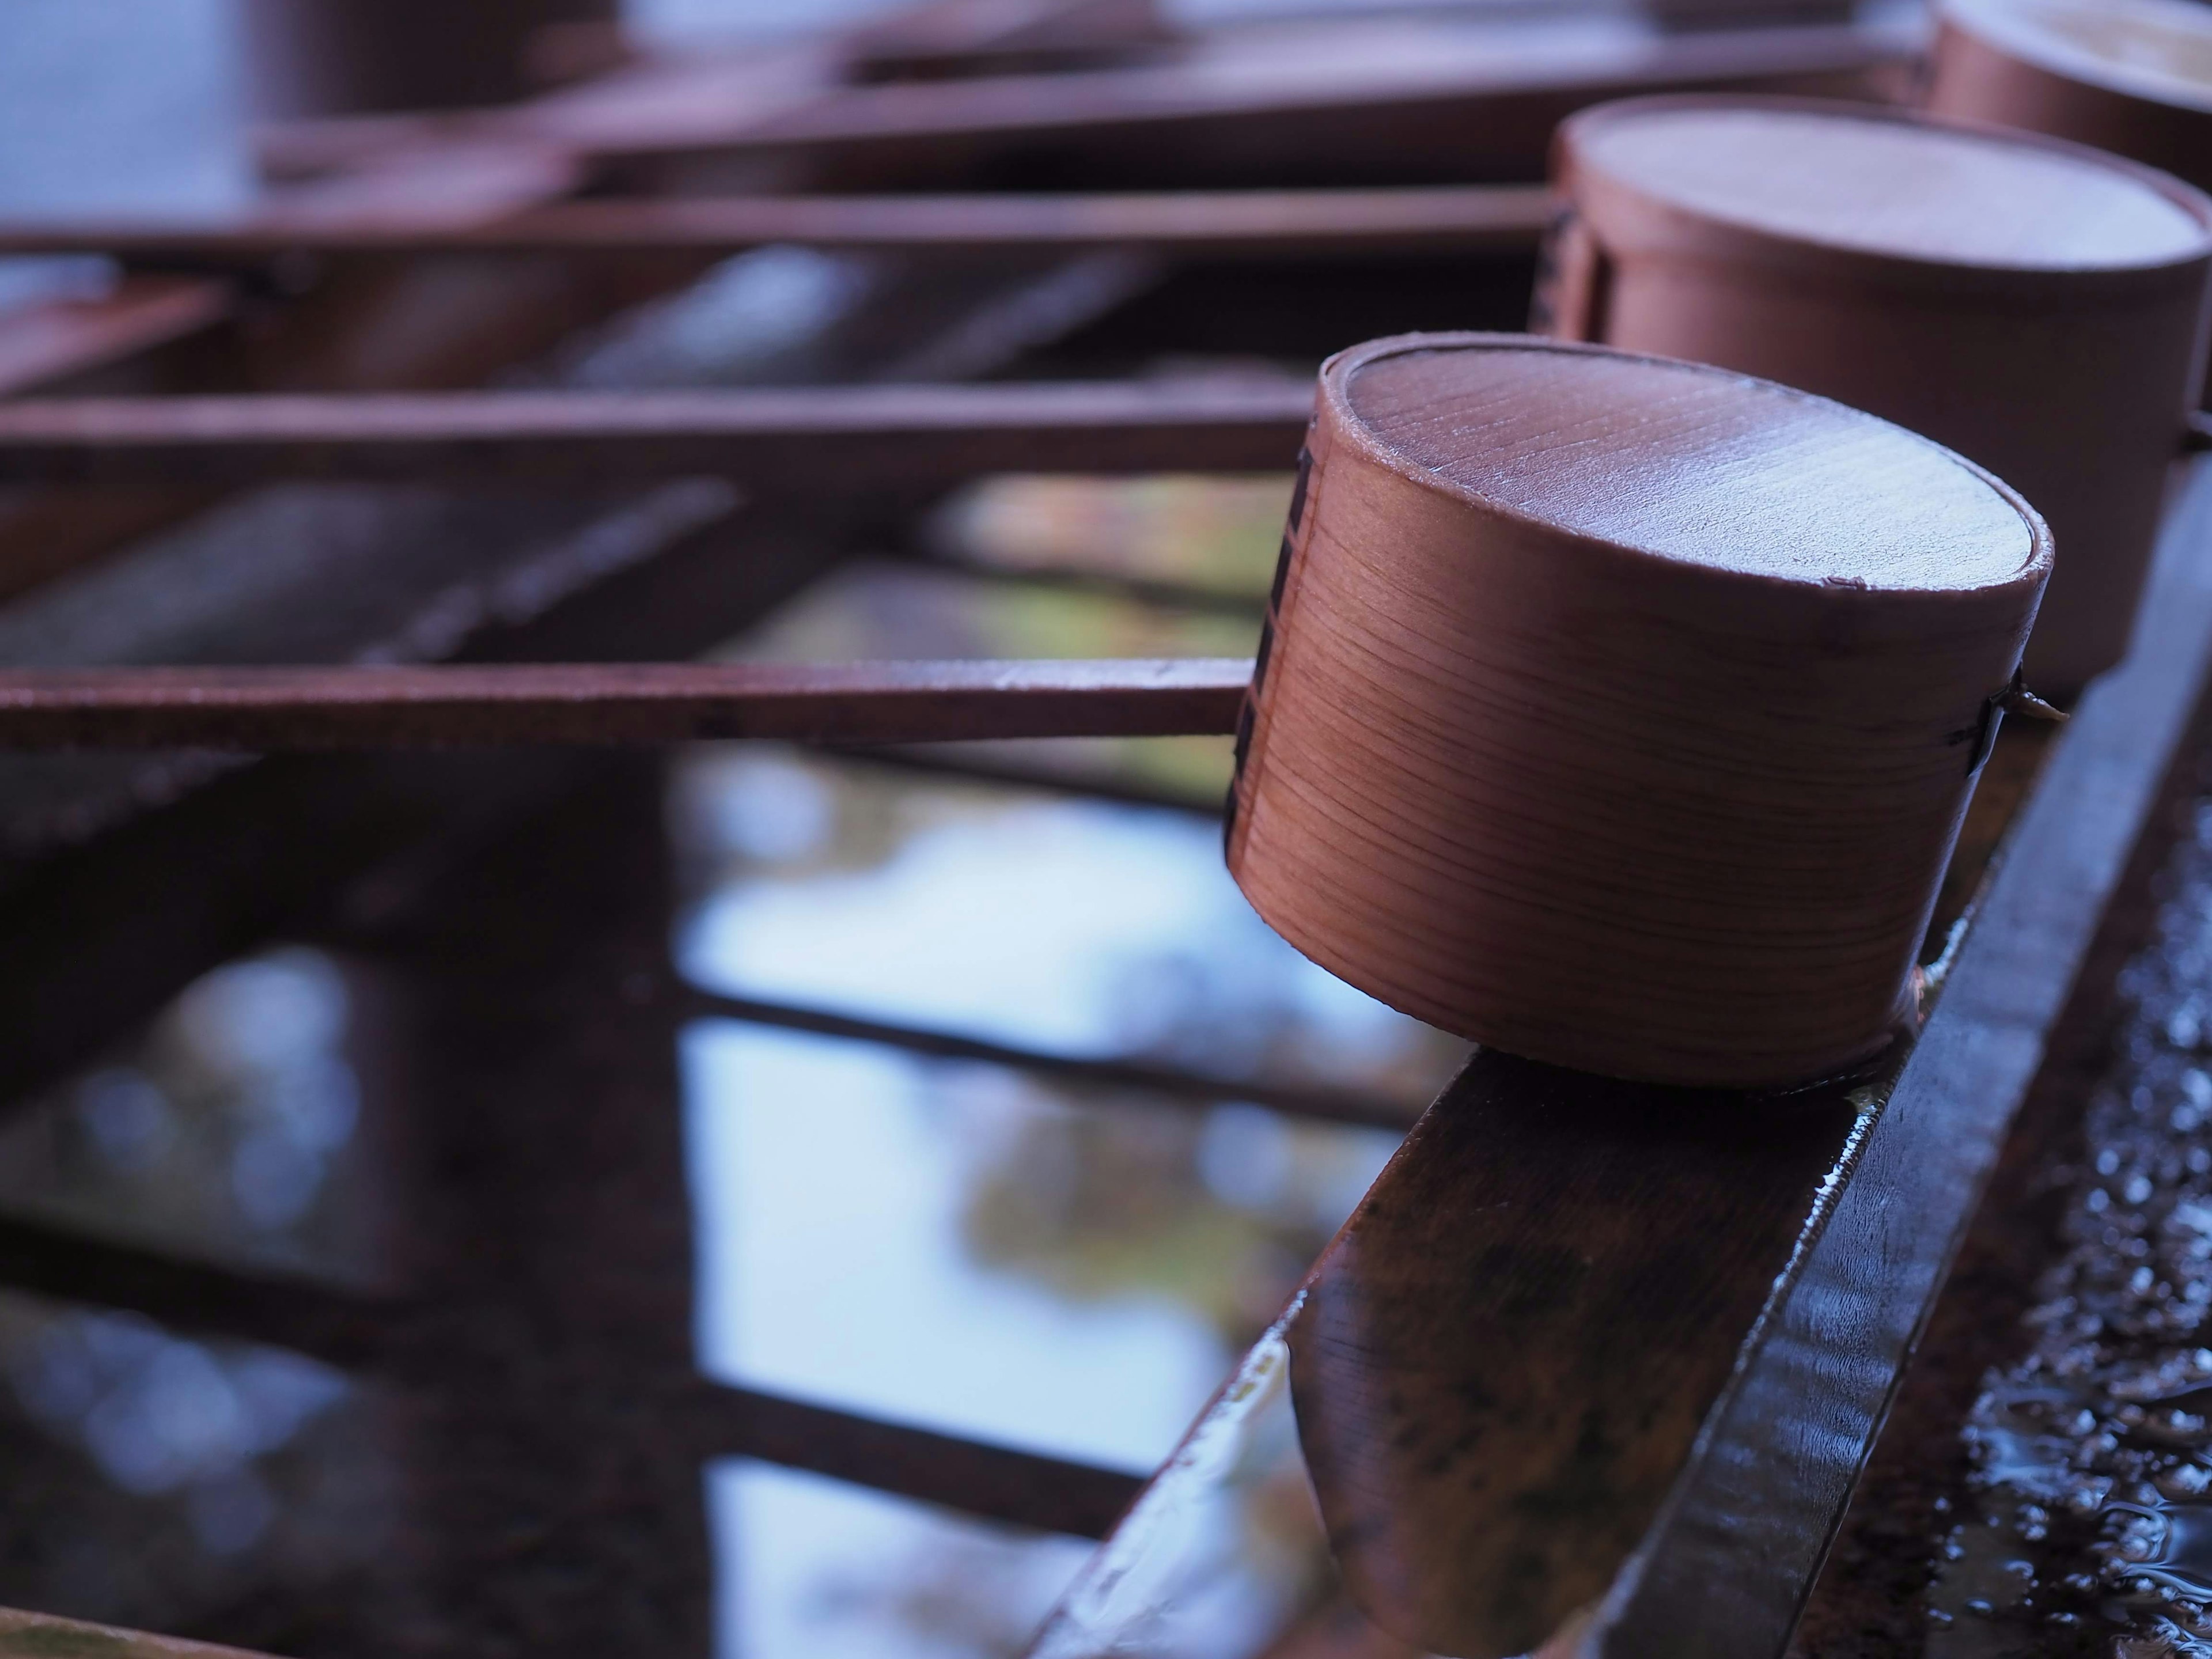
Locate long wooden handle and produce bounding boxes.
[0,658,1253,749]
[0,381,1313,488]
[0,185,1555,260]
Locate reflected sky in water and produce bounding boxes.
[0,4,1459,1640]
[712,1462,1096,1659]
[0,1288,384,1638]
[6,1308,349,1553]
[676,750,1450,1093]
[0,950,377,1286]
[681,790,1406,1073]
[1031,1323,1338,1659]
[673,748,1444,1657]
[688,1025,1236,1471]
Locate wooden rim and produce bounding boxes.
[1557,92,2212,298]
[1939,0,2212,116]
[1316,331,2053,598]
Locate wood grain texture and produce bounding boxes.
[0,380,1312,488]
[0,658,1251,749]
[1546,94,2212,694]
[1227,332,2048,1088]
[1290,1053,1866,1656]
[1582,445,2212,1659]
[1038,467,2212,1659]
[0,185,1555,262]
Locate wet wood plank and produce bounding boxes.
[1587,455,2212,1658]
[0,658,1252,750]
[0,185,1552,262]
[0,381,1311,488]
[1031,469,2212,1659]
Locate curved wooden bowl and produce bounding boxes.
[1543,93,2212,696]
[1226,333,2050,1089]
[1930,0,2212,197]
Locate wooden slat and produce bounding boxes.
[0,659,1251,749]
[0,381,1312,488]
[579,18,1907,176]
[252,34,850,182]
[1029,468,2212,1658]
[0,185,1554,262]
[0,276,230,397]
[249,14,1902,185]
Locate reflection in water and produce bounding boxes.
[1031,1319,1342,1659]
[0,946,385,1639]
[1,1,1453,1643]
[7,1309,347,1550]
[0,1290,384,1640]
[0,950,376,1285]
[687,1024,1237,1470]
[0,624,1449,1658]
[673,748,1452,1654]
[729,559,1259,806]
[934,475,1291,600]
[0,465,1460,1653]
[675,752,1457,1097]
[712,1461,1097,1659]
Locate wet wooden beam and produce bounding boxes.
[1033,469,2212,1659]
[0,185,1553,262]
[0,381,1311,488]
[1589,463,2212,1657]
[683,986,1421,1129]
[0,659,1252,750]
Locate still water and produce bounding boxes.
[0,732,1450,1655]
[0,6,1472,1651]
